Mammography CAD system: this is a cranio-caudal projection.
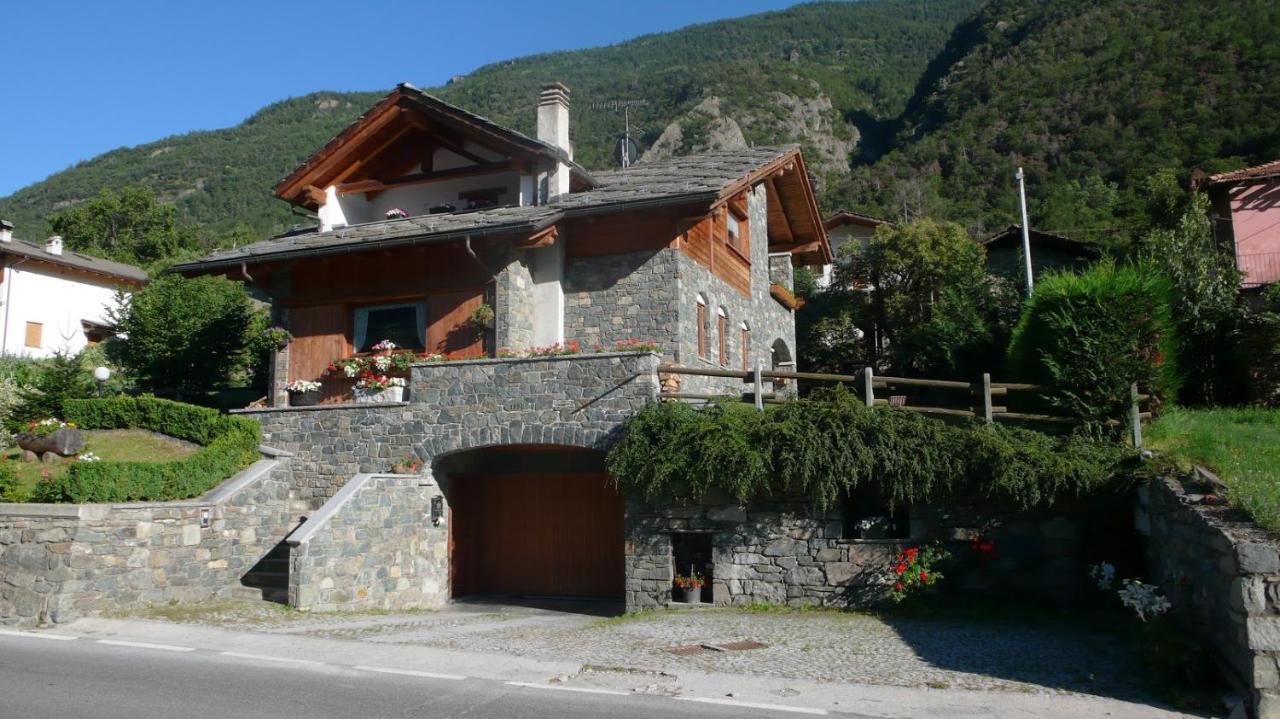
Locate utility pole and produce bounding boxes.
[1015,167,1034,297]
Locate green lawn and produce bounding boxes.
[3,429,196,500]
[1146,407,1280,532]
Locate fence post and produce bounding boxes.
[982,373,993,424]
[863,367,875,408]
[1130,382,1143,450]
[754,360,765,411]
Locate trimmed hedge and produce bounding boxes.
[1006,261,1181,428]
[607,388,1134,510]
[32,397,261,503]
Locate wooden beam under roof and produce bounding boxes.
[512,224,558,249]
[337,160,515,196]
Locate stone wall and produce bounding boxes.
[240,352,661,505]
[1138,475,1280,718]
[564,248,680,353]
[0,457,296,625]
[288,474,447,613]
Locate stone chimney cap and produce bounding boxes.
[539,83,570,106]
[0,220,12,231]
[45,235,63,256]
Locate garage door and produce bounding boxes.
[449,473,624,599]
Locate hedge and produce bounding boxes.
[1006,261,1181,428]
[606,387,1134,510]
[32,397,261,503]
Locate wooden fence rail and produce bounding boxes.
[656,363,1150,448]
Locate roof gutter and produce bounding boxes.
[169,214,565,275]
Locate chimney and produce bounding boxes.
[0,220,12,243]
[45,235,63,256]
[537,83,572,200]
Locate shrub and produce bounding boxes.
[7,350,94,430]
[0,462,23,503]
[607,388,1133,510]
[31,397,260,503]
[1006,261,1180,428]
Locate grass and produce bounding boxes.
[3,429,196,500]
[1146,406,1280,532]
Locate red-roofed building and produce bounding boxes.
[1202,159,1280,289]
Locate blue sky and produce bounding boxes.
[0,0,802,197]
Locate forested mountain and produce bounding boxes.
[2,0,1279,260]
[0,0,974,246]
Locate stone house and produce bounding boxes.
[172,82,853,610]
[0,222,146,357]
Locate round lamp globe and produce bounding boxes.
[93,366,111,382]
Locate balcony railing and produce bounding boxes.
[1239,252,1280,288]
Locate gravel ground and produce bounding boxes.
[131,599,1153,700]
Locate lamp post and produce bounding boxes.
[93,366,111,397]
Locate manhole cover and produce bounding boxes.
[664,644,708,656]
[718,640,768,651]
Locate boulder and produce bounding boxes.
[16,428,85,457]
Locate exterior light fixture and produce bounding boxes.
[93,366,111,397]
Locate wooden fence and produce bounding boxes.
[657,363,1151,448]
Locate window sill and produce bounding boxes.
[724,243,751,265]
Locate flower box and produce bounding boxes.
[354,386,405,404]
[288,390,321,407]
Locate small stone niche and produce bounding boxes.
[672,532,714,603]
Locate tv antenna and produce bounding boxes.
[584,99,648,168]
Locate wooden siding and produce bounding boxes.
[676,195,752,297]
[427,289,485,358]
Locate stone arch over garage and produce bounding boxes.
[433,444,624,600]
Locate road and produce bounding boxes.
[0,631,843,719]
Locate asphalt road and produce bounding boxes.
[0,632,838,719]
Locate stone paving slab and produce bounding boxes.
[127,599,1157,701]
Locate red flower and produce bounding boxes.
[894,582,904,591]
[903,547,919,559]
[918,571,929,582]
[894,562,907,575]
[978,541,995,554]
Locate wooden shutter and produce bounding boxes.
[23,322,41,349]
[718,313,728,366]
[696,302,707,358]
[741,328,750,372]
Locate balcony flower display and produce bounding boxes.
[285,379,323,407]
[354,373,407,403]
[384,208,409,220]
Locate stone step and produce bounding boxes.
[241,572,289,587]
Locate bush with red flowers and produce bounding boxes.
[888,543,951,602]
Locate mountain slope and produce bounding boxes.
[840,0,1280,240]
[0,0,976,241]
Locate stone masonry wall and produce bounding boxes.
[289,474,447,613]
[564,248,680,353]
[241,353,661,506]
[0,458,295,625]
[1138,476,1280,719]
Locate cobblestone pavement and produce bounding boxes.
[133,599,1156,701]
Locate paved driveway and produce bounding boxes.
[130,598,1167,702]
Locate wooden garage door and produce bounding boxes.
[449,474,624,599]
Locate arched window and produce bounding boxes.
[695,294,708,359]
[740,321,751,372]
[717,307,729,366]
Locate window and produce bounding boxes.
[717,307,728,366]
[696,295,708,359]
[354,303,426,352]
[24,322,42,349]
[726,203,749,256]
[740,322,751,372]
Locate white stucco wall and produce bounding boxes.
[0,263,122,358]
[817,223,879,289]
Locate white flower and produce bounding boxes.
[1117,579,1171,621]
[387,377,406,387]
[286,380,321,393]
[342,363,360,378]
[373,355,391,372]
[77,452,100,462]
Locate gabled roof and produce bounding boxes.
[981,225,1100,257]
[175,145,832,272]
[0,239,147,284]
[1205,159,1280,186]
[273,83,595,207]
[823,210,893,231]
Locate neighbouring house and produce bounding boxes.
[813,209,893,289]
[980,225,1100,281]
[0,221,146,357]
[1200,159,1280,289]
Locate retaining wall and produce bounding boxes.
[287,473,447,613]
[0,455,295,625]
[1138,475,1280,719]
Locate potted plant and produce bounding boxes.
[286,379,322,407]
[385,208,409,220]
[674,571,705,604]
[371,339,398,357]
[469,303,495,329]
[354,373,407,403]
[390,453,423,474]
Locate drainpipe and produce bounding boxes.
[1,257,29,354]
